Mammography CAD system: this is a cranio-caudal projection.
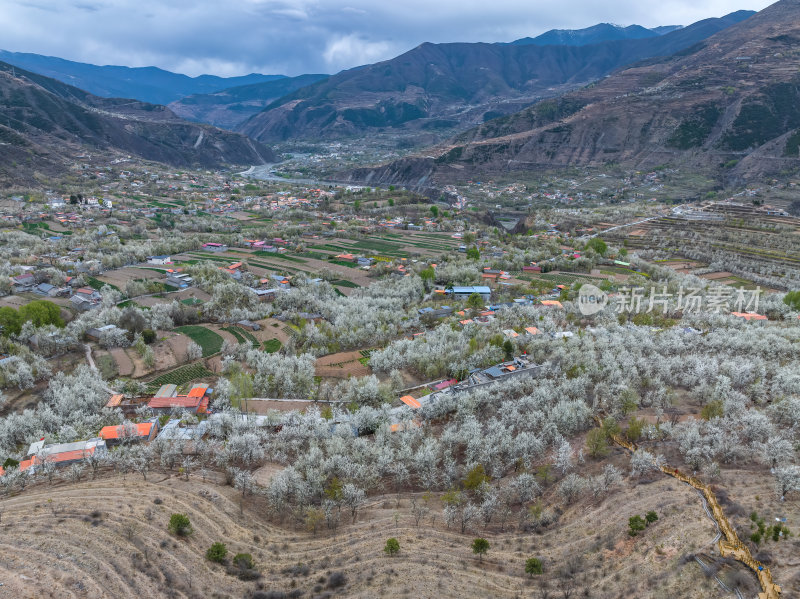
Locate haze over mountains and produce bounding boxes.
[237,11,754,144]
[342,0,800,187]
[0,61,274,185]
[168,74,329,130]
[0,50,283,105]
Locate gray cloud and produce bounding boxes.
[0,0,774,76]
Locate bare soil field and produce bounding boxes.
[0,464,758,599]
[246,399,318,414]
[135,289,211,309]
[251,319,290,345]
[96,267,163,289]
[315,350,371,379]
[0,295,32,309]
[697,272,734,281]
[110,347,135,377]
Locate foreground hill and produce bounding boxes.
[168,73,328,130]
[0,62,275,184]
[239,11,752,144]
[342,1,800,187]
[0,465,766,599]
[0,50,283,105]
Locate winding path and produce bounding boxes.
[601,419,781,599]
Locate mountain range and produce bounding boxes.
[168,74,328,130]
[0,62,274,185]
[340,0,800,187]
[237,11,754,144]
[508,23,683,46]
[0,50,283,105]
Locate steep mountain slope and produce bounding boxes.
[508,23,672,46]
[168,74,328,129]
[0,61,274,184]
[342,1,800,187]
[0,50,282,105]
[239,11,753,144]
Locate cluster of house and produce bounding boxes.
[0,384,213,476]
[392,355,543,430]
[106,383,213,416]
[242,237,290,252]
[9,271,105,311]
[10,272,71,298]
[334,253,375,268]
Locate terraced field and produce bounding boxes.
[0,465,754,599]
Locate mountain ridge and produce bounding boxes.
[0,61,275,185]
[0,50,283,105]
[238,10,755,145]
[508,22,676,46]
[338,1,800,188]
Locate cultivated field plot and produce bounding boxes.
[315,349,372,379]
[94,266,165,290]
[173,326,223,357]
[309,231,461,259]
[174,250,371,289]
[145,362,215,390]
[604,208,800,291]
[523,271,613,287]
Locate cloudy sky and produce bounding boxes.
[2,0,774,77]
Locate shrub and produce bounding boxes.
[701,400,723,421]
[168,513,192,537]
[784,290,800,311]
[206,542,228,563]
[645,511,658,525]
[525,557,543,577]
[233,553,255,570]
[472,538,489,561]
[462,464,490,491]
[585,427,609,458]
[327,571,347,588]
[628,515,646,536]
[142,329,156,344]
[384,537,400,556]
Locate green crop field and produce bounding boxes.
[146,363,215,390]
[87,277,121,293]
[174,326,223,357]
[252,251,306,263]
[328,259,360,268]
[222,326,246,344]
[263,339,281,353]
[331,279,359,288]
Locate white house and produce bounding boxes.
[148,255,171,265]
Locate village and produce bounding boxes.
[0,154,798,599]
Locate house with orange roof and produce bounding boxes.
[540,300,564,309]
[105,394,124,408]
[98,420,159,446]
[399,395,422,409]
[147,384,210,414]
[21,439,108,474]
[731,312,767,321]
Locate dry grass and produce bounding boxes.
[0,465,757,599]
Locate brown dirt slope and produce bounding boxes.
[0,469,749,599]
